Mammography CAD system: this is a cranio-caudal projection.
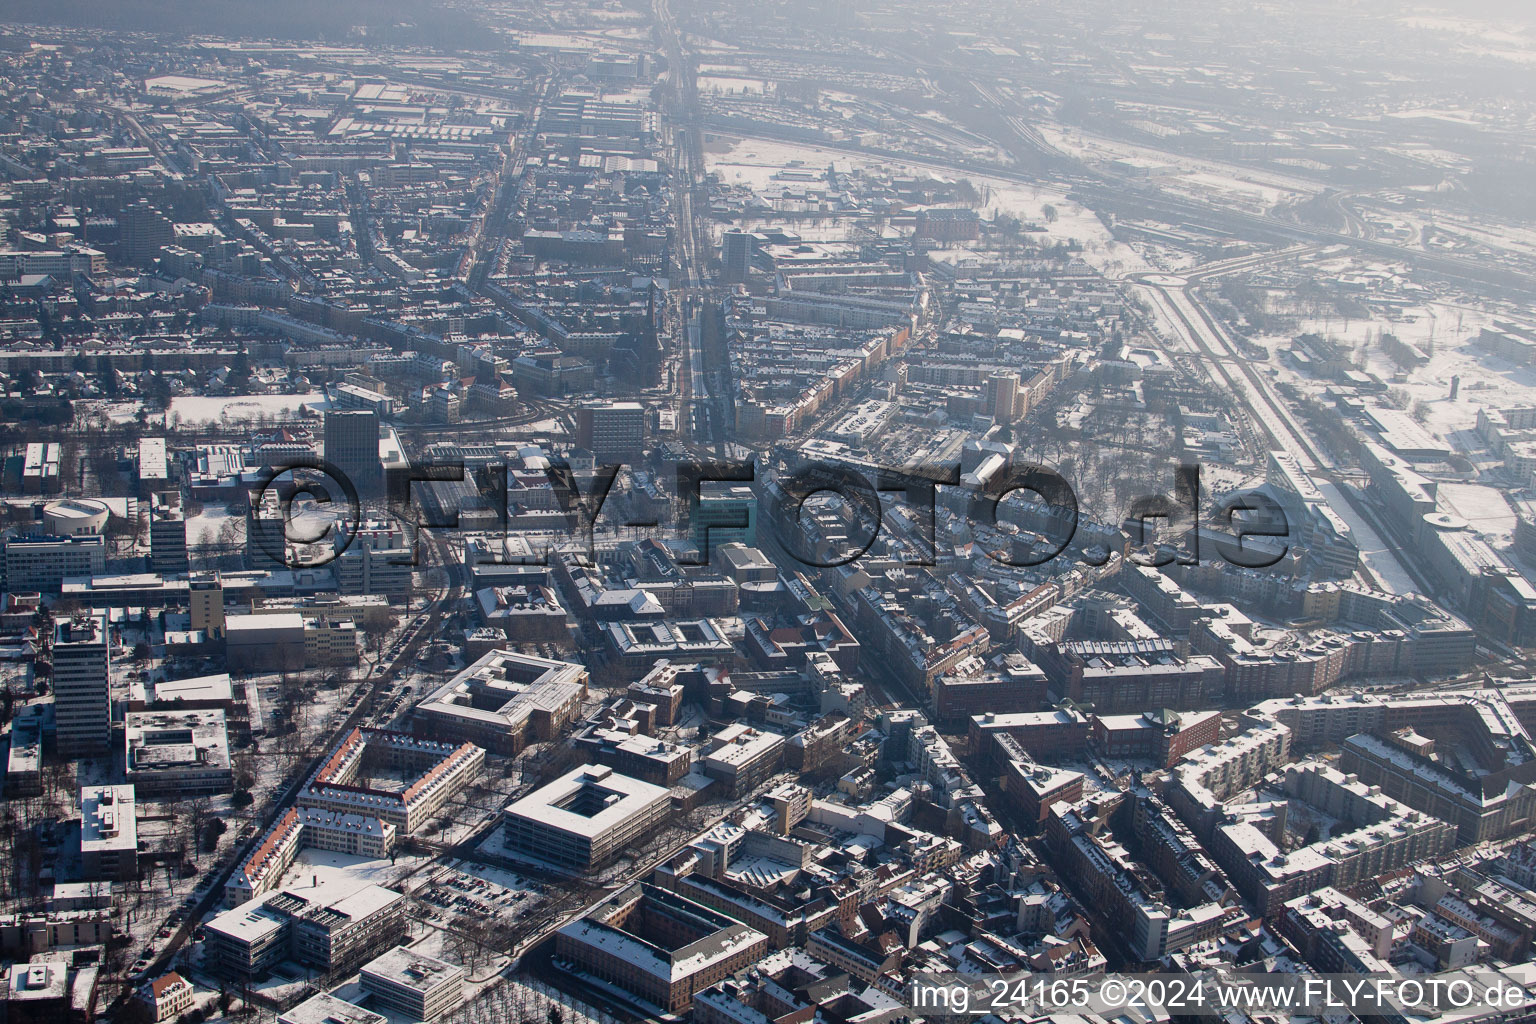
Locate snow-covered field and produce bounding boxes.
[169,392,329,425]
[1037,123,1326,206]
[1265,299,1529,443]
[81,391,329,426]
[704,136,1151,275]
[185,505,240,547]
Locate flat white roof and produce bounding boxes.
[226,612,305,633]
[138,437,168,478]
[80,784,137,854]
[971,710,1086,727]
[206,897,285,944]
[503,764,668,839]
[278,993,387,1024]
[126,708,231,775]
[208,881,402,944]
[151,673,233,703]
[328,883,404,920]
[704,727,784,770]
[52,881,113,900]
[419,649,585,729]
[361,947,464,993]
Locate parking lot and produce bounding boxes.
[410,862,544,928]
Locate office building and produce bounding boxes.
[1032,636,1226,713]
[331,382,393,417]
[501,765,671,872]
[225,613,307,673]
[6,705,42,797]
[149,492,189,575]
[711,542,776,584]
[968,709,1091,762]
[16,442,61,495]
[721,229,754,284]
[305,617,360,667]
[42,498,110,537]
[691,484,757,560]
[80,784,137,880]
[992,735,1085,824]
[985,371,1021,424]
[575,400,645,463]
[245,488,288,570]
[204,882,406,980]
[574,727,693,785]
[555,883,769,1013]
[5,534,106,593]
[189,571,225,636]
[701,724,785,796]
[334,523,413,599]
[279,994,387,1024]
[932,653,1049,726]
[359,948,465,1021]
[53,614,112,757]
[601,618,735,678]
[124,709,233,796]
[119,199,174,262]
[324,408,382,495]
[137,437,169,494]
[414,650,588,755]
[628,665,687,726]
[334,543,412,599]
[0,909,113,959]
[1090,708,1223,768]
[5,961,72,1024]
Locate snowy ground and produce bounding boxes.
[81,392,329,427]
[1317,480,1421,596]
[168,392,329,426]
[1261,300,1517,443]
[185,504,241,548]
[1037,123,1326,210]
[87,399,163,425]
[517,417,568,435]
[703,135,1152,275]
[1135,264,1439,594]
[442,974,616,1024]
[1251,284,1536,556]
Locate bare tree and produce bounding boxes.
[189,796,212,861]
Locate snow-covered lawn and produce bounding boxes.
[168,392,329,425]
